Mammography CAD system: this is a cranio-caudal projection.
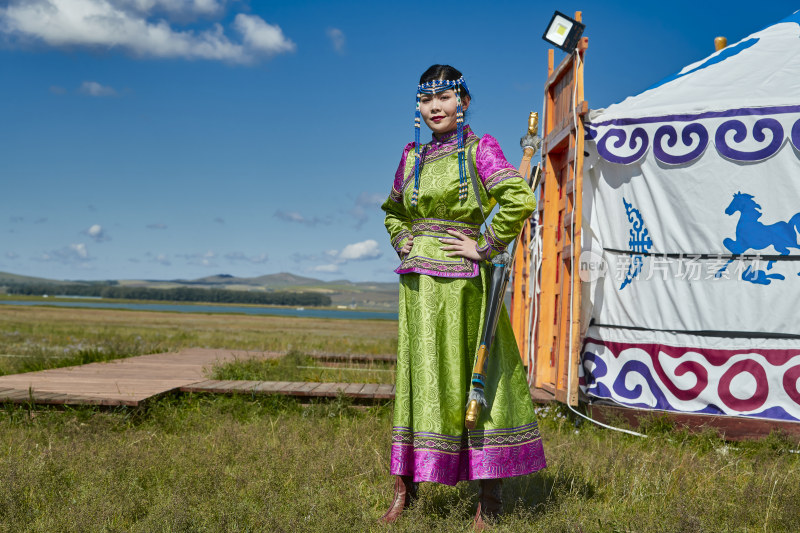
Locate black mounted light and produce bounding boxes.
[542,11,585,53]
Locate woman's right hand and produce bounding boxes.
[400,236,414,258]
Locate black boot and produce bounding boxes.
[379,475,418,523]
[473,479,502,531]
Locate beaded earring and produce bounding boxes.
[412,91,422,207]
[411,76,470,207]
[455,88,467,202]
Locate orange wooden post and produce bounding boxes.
[535,48,558,394]
[528,11,588,406]
[510,114,537,366]
[569,19,588,406]
[510,201,531,364]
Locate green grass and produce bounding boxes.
[2,397,800,532]
[0,305,397,376]
[210,351,395,384]
[2,305,800,532]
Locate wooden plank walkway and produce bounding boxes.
[0,348,549,407]
[0,348,282,406]
[181,380,396,400]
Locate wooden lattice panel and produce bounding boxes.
[528,12,588,406]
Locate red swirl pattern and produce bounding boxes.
[585,337,800,421]
[782,365,800,406]
[718,360,769,411]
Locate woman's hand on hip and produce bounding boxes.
[400,236,414,258]
[440,229,488,261]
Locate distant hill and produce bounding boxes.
[0,271,399,310]
[247,272,326,287]
[0,271,65,285]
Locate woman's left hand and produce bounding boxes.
[440,229,489,261]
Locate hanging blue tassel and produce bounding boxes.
[412,92,421,207]
[456,87,467,202]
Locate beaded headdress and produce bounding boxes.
[412,76,470,207]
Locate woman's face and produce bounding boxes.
[419,89,470,136]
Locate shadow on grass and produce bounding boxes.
[506,468,595,516]
[414,481,475,521]
[398,466,595,530]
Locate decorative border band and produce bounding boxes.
[389,425,546,485]
[586,106,800,165]
[581,336,800,422]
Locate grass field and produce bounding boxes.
[0,305,397,376]
[2,304,800,532]
[211,351,396,384]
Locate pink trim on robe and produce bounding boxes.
[391,141,416,200]
[476,134,520,190]
[390,439,547,486]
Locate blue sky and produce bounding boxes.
[1,0,797,283]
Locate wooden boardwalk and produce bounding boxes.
[0,348,281,406]
[181,380,395,400]
[0,349,547,407]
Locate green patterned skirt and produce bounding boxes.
[389,270,546,485]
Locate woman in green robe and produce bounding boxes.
[380,65,546,527]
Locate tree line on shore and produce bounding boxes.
[3,282,331,307]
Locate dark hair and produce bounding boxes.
[419,64,471,101]
[419,64,463,85]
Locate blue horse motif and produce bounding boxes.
[716,192,800,284]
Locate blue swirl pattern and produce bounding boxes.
[596,127,649,164]
[791,119,800,152]
[612,360,671,409]
[715,118,784,162]
[653,123,709,165]
[587,108,800,166]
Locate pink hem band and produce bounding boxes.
[389,440,547,486]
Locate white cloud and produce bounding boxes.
[275,210,305,223]
[225,252,268,264]
[274,210,330,227]
[6,252,19,259]
[338,239,381,261]
[144,251,171,265]
[179,250,217,266]
[311,264,340,273]
[326,27,344,54]
[79,81,117,96]
[350,191,383,229]
[290,252,316,263]
[357,192,384,206]
[50,85,67,94]
[234,13,295,56]
[37,243,92,264]
[84,223,111,242]
[72,243,89,258]
[119,0,225,18]
[304,239,382,272]
[0,0,295,64]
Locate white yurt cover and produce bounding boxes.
[580,11,800,423]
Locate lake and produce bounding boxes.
[0,299,398,321]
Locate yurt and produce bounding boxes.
[573,10,800,428]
